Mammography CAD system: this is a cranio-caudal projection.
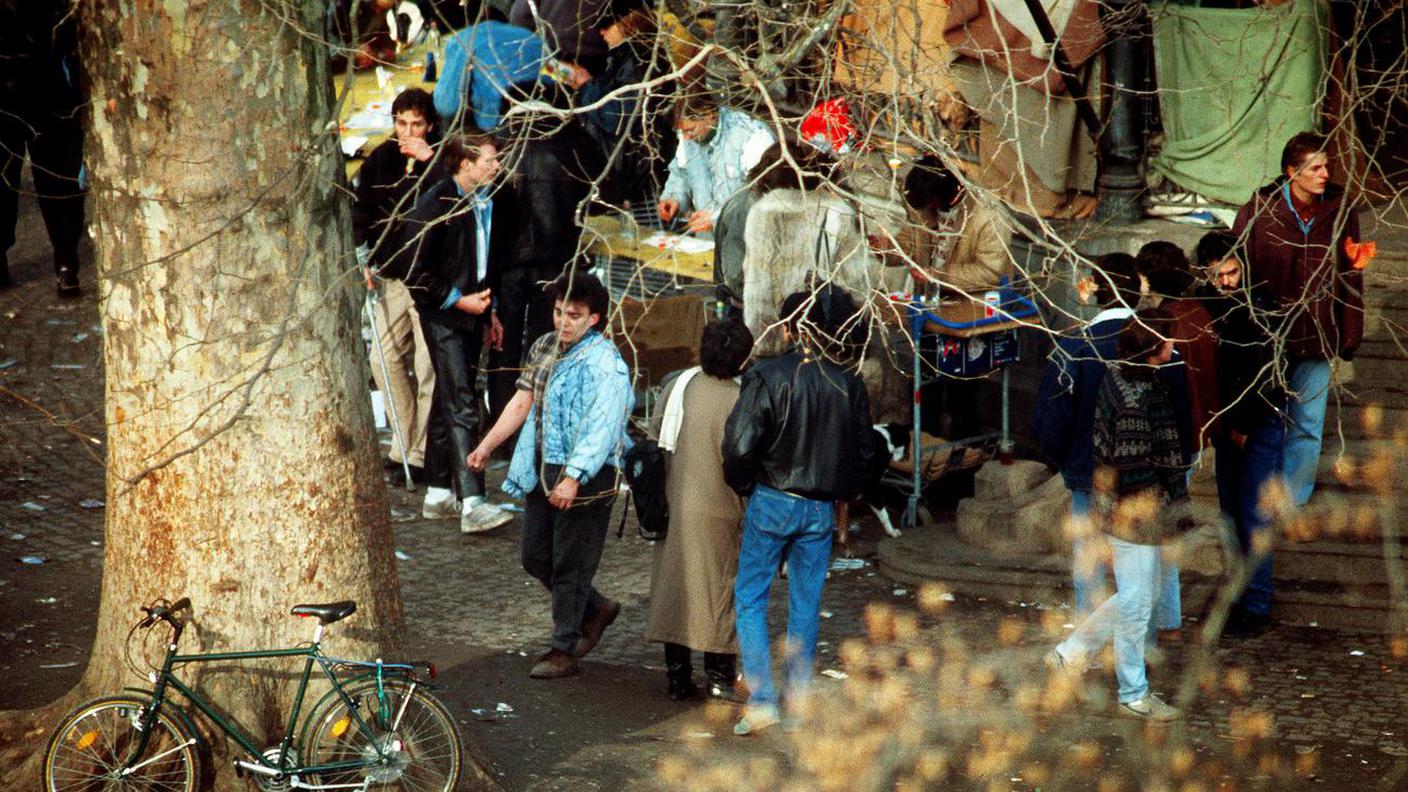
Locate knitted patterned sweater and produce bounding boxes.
[1092,366,1191,544]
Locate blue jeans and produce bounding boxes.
[1058,536,1173,704]
[1282,358,1331,507]
[734,485,835,709]
[1216,414,1286,616]
[1069,489,1180,630]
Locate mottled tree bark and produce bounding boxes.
[3,1,411,789]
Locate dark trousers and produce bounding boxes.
[488,265,558,419]
[1214,413,1286,616]
[420,316,486,499]
[0,108,85,272]
[521,463,617,654]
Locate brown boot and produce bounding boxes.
[529,649,579,679]
[574,599,621,659]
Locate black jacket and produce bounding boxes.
[576,39,673,204]
[401,177,515,330]
[352,137,439,278]
[499,114,601,275]
[1197,284,1288,437]
[722,350,876,500]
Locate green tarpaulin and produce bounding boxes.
[1150,0,1325,205]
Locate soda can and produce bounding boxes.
[983,290,1001,318]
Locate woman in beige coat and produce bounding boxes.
[645,318,755,700]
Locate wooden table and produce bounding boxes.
[582,215,715,283]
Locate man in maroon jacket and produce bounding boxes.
[1232,132,1365,507]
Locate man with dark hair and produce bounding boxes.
[888,154,1012,295]
[402,130,515,534]
[1191,235,1287,637]
[721,286,876,735]
[1232,131,1364,507]
[354,87,442,484]
[468,272,633,680]
[1034,253,1193,621]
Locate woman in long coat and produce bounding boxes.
[644,318,754,700]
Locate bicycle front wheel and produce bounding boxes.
[43,694,199,792]
[302,678,462,791]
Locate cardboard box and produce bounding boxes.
[610,294,709,387]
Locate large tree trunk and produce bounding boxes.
[3,1,411,788]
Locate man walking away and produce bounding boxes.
[722,286,877,735]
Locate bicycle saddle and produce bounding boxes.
[290,601,357,624]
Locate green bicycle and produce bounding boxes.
[42,597,463,791]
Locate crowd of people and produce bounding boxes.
[349,0,1366,733]
[1035,132,1365,721]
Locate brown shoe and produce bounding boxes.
[529,649,579,679]
[574,599,621,659]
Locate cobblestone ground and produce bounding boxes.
[3,190,1408,790]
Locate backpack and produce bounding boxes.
[619,439,669,541]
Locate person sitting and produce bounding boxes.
[657,92,776,235]
[644,318,756,702]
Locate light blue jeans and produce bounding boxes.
[734,485,834,709]
[1070,490,1180,630]
[1283,358,1332,507]
[1057,536,1173,704]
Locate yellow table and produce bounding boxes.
[582,215,715,282]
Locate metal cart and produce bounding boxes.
[899,288,1041,528]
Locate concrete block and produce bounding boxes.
[972,459,1053,502]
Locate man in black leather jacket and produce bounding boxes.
[402,130,516,535]
[721,287,876,735]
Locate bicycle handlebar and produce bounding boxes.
[139,597,191,630]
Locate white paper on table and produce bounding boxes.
[340,135,369,157]
[344,109,394,131]
[640,231,715,254]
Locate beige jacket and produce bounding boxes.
[892,192,1014,296]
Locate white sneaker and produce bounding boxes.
[461,500,513,534]
[1118,694,1180,721]
[422,488,459,520]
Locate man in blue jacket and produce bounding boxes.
[468,272,633,679]
[1033,253,1192,622]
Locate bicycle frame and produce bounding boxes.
[130,628,421,785]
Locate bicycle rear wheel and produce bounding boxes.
[43,694,199,792]
[302,678,462,791]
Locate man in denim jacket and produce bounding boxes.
[469,272,633,679]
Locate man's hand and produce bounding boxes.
[657,199,680,223]
[455,288,492,315]
[685,210,714,234]
[399,136,434,162]
[467,444,492,473]
[547,476,579,510]
[486,312,505,350]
